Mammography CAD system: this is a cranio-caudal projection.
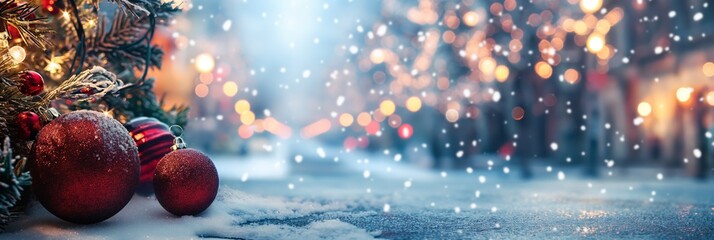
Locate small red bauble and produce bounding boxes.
[19,71,45,96]
[124,117,174,194]
[6,24,20,40]
[31,110,140,224]
[16,111,42,139]
[154,149,218,216]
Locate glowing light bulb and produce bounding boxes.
[637,102,652,117]
[463,11,479,27]
[586,33,605,53]
[8,46,25,64]
[370,49,386,64]
[676,87,693,103]
[580,0,603,14]
[195,53,215,73]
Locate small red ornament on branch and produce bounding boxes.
[19,71,45,96]
[16,111,41,139]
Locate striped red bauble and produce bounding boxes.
[124,117,174,194]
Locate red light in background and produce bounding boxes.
[398,123,413,139]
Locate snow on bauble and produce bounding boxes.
[31,110,140,224]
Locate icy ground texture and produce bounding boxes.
[3,187,381,239]
[3,166,714,239]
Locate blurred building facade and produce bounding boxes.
[152,0,714,178]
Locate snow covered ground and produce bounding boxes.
[3,155,714,239]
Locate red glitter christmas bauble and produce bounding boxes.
[124,117,174,194]
[154,149,218,216]
[16,111,42,139]
[31,110,140,224]
[19,71,44,96]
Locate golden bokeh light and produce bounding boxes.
[676,87,693,103]
[370,49,386,64]
[222,81,238,97]
[596,45,612,60]
[495,65,510,82]
[564,68,580,84]
[195,53,215,73]
[586,33,605,53]
[573,20,588,35]
[479,57,497,75]
[707,91,714,106]
[535,61,553,79]
[234,99,251,114]
[579,0,603,14]
[195,83,209,98]
[339,113,354,127]
[357,112,371,127]
[379,100,396,116]
[445,109,459,123]
[595,19,611,34]
[240,111,256,125]
[703,62,714,77]
[463,11,479,27]
[637,102,652,117]
[199,73,214,84]
[406,96,422,112]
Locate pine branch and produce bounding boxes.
[0,0,53,49]
[0,50,22,83]
[87,2,180,75]
[0,137,31,232]
[100,75,188,126]
[41,66,126,105]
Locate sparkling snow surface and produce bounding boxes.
[3,156,714,239]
